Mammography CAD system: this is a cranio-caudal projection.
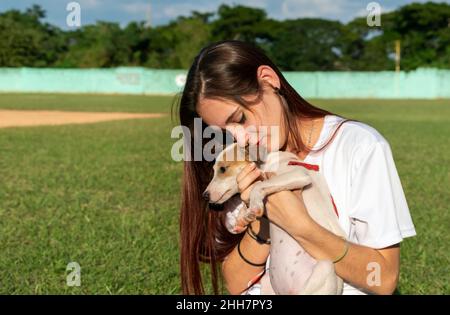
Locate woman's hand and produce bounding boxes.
[262,175,400,295]
[237,162,263,205]
[263,175,314,237]
[266,190,309,223]
[236,167,313,233]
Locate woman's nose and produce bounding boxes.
[226,125,249,147]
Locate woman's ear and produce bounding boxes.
[256,65,280,91]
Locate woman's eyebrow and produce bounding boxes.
[224,107,240,125]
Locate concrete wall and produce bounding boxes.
[0,67,448,99]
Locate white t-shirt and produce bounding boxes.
[244,114,417,295]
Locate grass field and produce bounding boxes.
[0,93,449,294]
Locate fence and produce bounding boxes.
[0,67,449,99]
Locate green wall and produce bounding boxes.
[0,67,449,99]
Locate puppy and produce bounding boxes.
[203,143,346,294]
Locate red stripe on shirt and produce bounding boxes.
[287,160,320,171]
[330,194,339,218]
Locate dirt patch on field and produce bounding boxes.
[0,110,166,128]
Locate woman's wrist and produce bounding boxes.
[249,218,261,233]
[239,227,270,267]
[247,222,271,244]
[244,219,269,241]
[266,190,314,236]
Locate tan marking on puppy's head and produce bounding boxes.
[203,143,252,204]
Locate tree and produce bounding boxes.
[143,14,212,69]
[269,18,345,71]
[392,2,450,70]
[340,2,450,71]
[0,3,449,70]
[211,5,274,45]
[56,22,131,68]
[0,5,64,67]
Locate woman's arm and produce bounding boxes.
[221,219,270,295]
[222,162,270,294]
[266,190,400,295]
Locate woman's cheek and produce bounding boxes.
[264,130,284,152]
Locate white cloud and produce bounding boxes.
[280,0,347,19]
[161,3,217,19]
[158,0,268,20]
[163,4,194,18]
[77,0,102,9]
[122,2,151,14]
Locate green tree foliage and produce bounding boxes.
[211,5,273,44]
[144,14,212,69]
[0,2,448,70]
[0,5,65,66]
[269,18,345,70]
[392,2,450,70]
[55,22,131,67]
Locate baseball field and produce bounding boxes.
[0,93,448,294]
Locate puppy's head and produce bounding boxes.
[203,143,255,206]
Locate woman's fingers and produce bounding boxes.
[237,162,256,183]
[240,182,258,205]
[238,167,261,193]
[237,163,262,204]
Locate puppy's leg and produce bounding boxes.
[245,168,312,221]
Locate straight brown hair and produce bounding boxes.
[173,40,353,294]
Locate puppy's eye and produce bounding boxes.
[219,166,227,173]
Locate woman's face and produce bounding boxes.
[196,84,287,153]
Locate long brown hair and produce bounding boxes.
[174,40,352,294]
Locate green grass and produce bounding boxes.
[0,93,174,113]
[0,94,449,294]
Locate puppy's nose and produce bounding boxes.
[202,191,210,201]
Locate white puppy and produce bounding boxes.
[203,143,346,294]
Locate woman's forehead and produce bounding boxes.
[197,97,239,127]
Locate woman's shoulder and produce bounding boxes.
[327,115,390,154]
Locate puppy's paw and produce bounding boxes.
[238,205,262,228]
[233,205,258,232]
[248,186,265,218]
[232,224,248,234]
[225,201,248,234]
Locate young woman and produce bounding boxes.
[177,40,416,295]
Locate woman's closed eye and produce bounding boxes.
[237,112,246,124]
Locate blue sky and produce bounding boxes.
[1,0,449,28]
